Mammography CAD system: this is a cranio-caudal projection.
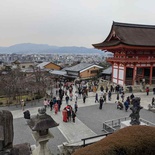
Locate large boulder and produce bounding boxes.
[73,125,155,155]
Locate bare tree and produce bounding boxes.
[0,66,55,106]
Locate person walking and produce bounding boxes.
[108,91,112,101]
[54,102,59,114]
[116,92,119,100]
[62,108,68,122]
[57,97,62,112]
[130,93,135,100]
[43,99,48,109]
[74,101,78,113]
[23,110,30,124]
[95,92,99,103]
[66,105,72,122]
[83,93,86,103]
[75,91,78,101]
[106,86,108,93]
[124,100,129,112]
[21,99,25,111]
[99,97,104,110]
[151,97,155,107]
[69,92,73,101]
[100,85,104,92]
[146,87,149,95]
[153,88,155,95]
[121,92,125,102]
[71,110,76,123]
[65,95,69,105]
[103,93,107,103]
[53,96,57,104]
[49,99,54,111]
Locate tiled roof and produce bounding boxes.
[37,62,50,69]
[93,21,155,48]
[65,63,93,72]
[49,70,66,76]
[102,66,112,74]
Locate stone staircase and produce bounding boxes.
[58,135,107,155]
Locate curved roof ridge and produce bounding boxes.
[113,21,155,29]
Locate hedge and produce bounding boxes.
[73,125,155,155]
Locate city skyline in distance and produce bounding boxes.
[0,43,108,55]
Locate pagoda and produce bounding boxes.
[93,22,155,86]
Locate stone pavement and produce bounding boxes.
[1,90,155,154]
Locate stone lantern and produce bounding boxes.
[28,107,59,155]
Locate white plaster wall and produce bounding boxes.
[113,78,117,83]
[127,64,134,67]
[119,66,124,69]
[118,80,123,85]
[113,68,118,78]
[141,64,146,66]
[119,70,124,80]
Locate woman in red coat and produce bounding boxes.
[54,102,59,114]
[62,108,68,122]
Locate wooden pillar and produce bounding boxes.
[117,63,119,84]
[150,64,153,85]
[132,65,137,85]
[123,64,126,86]
[111,63,114,83]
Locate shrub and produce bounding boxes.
[8,101,13,105]
[35,95,43,99]
[73,126,155,155]
[26,98,31,101]
[0,102,3,106]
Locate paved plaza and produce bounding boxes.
[1,90,155,155]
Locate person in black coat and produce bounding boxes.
[95,93,99,103]
[57,98,62,111]
[83,93,86,103]
[23,110,30,119]
[23,110,31,124]
[49,99,54,111]
[153,88,155,95]
[72,110,76,123]
[99,97,104,109]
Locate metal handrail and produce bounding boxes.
[103,123,116,132]
[103,117,155,132]
[81,132,112,147]
[140,118,155,126]
[104,116,130,124]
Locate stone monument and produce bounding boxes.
[28,107,59,155]
[0,110,13,154]
[0,110,31,155]
[129,97,143,125]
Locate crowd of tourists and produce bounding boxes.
[42,80,80,123]
[22,78,155,124]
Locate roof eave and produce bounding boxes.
[97,43,155,51]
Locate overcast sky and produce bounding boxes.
[0,0,155,48]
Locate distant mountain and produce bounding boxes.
[0,43,105,55]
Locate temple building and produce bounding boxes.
[93,22,155,86]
